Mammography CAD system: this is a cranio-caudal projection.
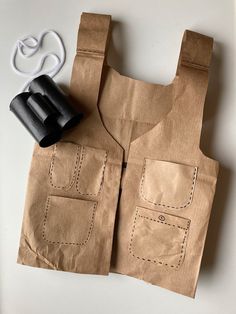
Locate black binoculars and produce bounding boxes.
[10,75,82,147]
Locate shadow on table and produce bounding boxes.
[199,40,232,272]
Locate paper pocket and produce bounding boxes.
[49,142,80,190]
[76,145,107,196]
[140,158,198,209]
[129,206,190,269]
[49,142,107,195]
[42,195,97,246]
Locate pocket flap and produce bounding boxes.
[137,206,190,230]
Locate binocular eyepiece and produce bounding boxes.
[10,75,82,147]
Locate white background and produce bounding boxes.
[0,0,236,313]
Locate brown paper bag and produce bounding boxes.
[17,12,219,298]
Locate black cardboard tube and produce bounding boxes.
[10,92,62,147]
[29,75,82,130]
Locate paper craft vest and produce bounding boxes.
[17,12,219,298]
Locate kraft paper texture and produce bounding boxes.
[17,12,219,298]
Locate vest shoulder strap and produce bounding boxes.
[77,12,111,57]
[172,30,214,151]
[176,30,213,75]
[70,12,111,113]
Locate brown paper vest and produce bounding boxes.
[17,12,219,298]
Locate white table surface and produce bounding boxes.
[0,0,236,313]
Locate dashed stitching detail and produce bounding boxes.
[77,48,104,55]
[129,208,190,269]
[76,147,108,196]
[49,144,80,190]
[75,145,86,192]
[138,214,189,230]
[42,196,97,246]
[140,159,198,209]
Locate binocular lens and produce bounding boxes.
[27,93,58,125]
[10,75,83,147]
[10,92,62,147]
[29,75,81,130]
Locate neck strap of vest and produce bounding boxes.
[70,12,111,113]
[176,30,213,75]
[173,30,213,151]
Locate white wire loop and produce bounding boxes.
[11,29,66,92]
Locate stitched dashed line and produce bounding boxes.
[42,196,97,246]
[75,145,86,193]
[140,159,198,209]
[129,208,190,269]
[76,147,108,196]
[49,144,80,190]
[138,214,189,230]
[77,48,104,56]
